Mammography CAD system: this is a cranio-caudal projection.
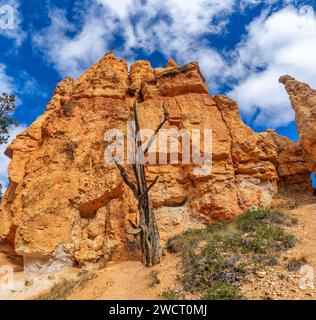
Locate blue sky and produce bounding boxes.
[1,0,316,187]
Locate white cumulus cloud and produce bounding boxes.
[32,7,118,78]
[227,5,316,127]
[0,63,14,93]
[32,0,241,79]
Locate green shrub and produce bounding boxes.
[161,288,179,300]
[202,281,242,300]
[287,257,307,272]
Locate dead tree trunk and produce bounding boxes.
[112,100,168,267]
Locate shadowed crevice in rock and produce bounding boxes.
[79,185,123,219]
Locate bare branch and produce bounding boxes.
[112,154,139,198]
[143,103,169,155]
[133,99,141,135]
[128,219,139,229]
[125,228,142,236]
[146,175,159,194]
[139,175,159,206]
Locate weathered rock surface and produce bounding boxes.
[280,75,316,174]
[0,53,312,271]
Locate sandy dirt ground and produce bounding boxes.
[67,254,182,300]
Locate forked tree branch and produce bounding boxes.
[112,154,139,198]
[143,104,169,155]
[133,100,141,135]
[138,175,159,209]
[128,219,138,229]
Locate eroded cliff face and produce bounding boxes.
[0,52,312,272]
[280,75,316,175]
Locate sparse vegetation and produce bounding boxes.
[287,256,307,272]
[77,269,89,277]
[148,270,160,288]
[35,272,96,300]
[201,280,242,300]
[161,288,180,300]
[166,209,298,300]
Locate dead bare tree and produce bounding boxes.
[112,100,168,267]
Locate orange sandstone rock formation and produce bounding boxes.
[0,52,312,272]
[280,75,316,175]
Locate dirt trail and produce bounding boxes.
[67,254,181,300]
[288,203,316,267]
